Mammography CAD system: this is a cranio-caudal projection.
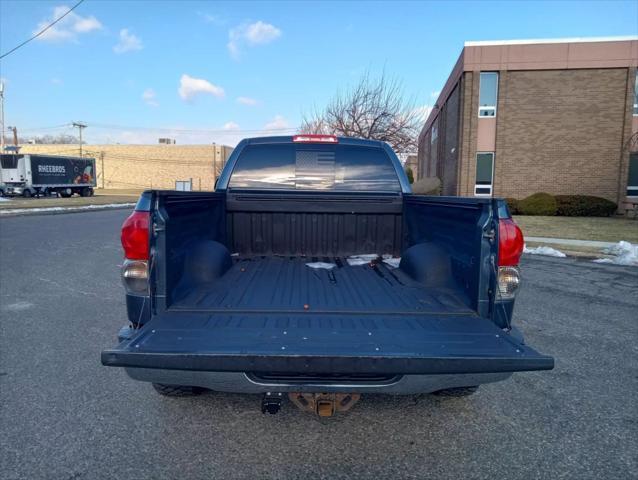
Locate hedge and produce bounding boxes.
[504,197,520,215]
[517,192,558,216]
[555,195,617,217]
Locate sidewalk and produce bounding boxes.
[525,236,616,249]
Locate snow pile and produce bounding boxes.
[382,257,401,268]
[346,254,378,266]
[593,241,638,266]
[0,203,135,215]
[0,197,11,202]
[306,262,336,270]
[523,245,567,258]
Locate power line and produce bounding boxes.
[86,122,298,134]
[17,124,73,133]
[0,0,86,60]
[17,122,298,136]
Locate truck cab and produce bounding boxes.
[102,135,553,416]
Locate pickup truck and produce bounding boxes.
[102,135,554,416]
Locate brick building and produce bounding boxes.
[417,37,638,210]
[19,143,233,191]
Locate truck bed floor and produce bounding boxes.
[171,256,472,315]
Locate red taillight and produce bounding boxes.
[498,218,524,266]
[121,211,149,260]
[292,134,338,143]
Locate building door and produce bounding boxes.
[474,152,494,196]
[627,153,638,197]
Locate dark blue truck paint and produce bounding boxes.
[103,137,553,392]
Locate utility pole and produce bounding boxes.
[212,143,218,185]
[100,151,105,189]
[0,81,5,151]
[10,126,17,146]
[72,121,87,157]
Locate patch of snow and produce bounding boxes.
[346,254,379,266]
[0,203,135,215]
[306,262,336,270]
[1,301,33,312]
[593,241,638,266]
[382,257,401,268]
[0,197,11,202]
[523,245,567,258]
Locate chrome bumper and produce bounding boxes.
[125,368,512,394]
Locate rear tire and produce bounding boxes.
[432,386,479,397]
[22,189,32,198]
[80,187,90,197]
[152,383,205,397]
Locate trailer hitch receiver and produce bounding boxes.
[261,392,283,414]
[288,393,361,417]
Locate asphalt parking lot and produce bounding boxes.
[1,209,637,479]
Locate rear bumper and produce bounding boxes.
[125,368,513,394]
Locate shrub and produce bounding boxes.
[504,197,520,215]
[555,195,617,217]
[518,192,557,216]
[411,176,441,195]
[405,166,415,184]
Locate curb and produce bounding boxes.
[0,203,135,218]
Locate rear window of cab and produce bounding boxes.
[228,144,401,192]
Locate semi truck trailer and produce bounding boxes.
[0,153,96,198]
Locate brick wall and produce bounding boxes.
[459,72,478,197]
[440,82,461,195]
[416,80,461,195]
[492,68,629,201]
[18,144,233,190]
[417,128,431,179]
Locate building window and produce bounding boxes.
[474,152,494,196]
[478,72,498,118]
[633,72,638,116]
[628,154,638,197]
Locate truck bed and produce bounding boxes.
[171,256,473,315]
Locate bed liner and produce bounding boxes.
[171,255,472,314]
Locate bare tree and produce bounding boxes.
[299,72,421,153]
[32,133,81,144]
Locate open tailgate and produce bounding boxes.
[102,312,553,375]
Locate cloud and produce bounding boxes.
[223,121,240,131]
[142,88,158,107]
[413,105,433,122]
[236,96,258,106]
[87,126,245,147]
[197,12,225,26]
[178,74,225,101]
[35,5,102,42]
[263,115,289,131]
[113,29,143,54]
[227,20,281,59]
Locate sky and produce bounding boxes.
[0,0,637,146]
